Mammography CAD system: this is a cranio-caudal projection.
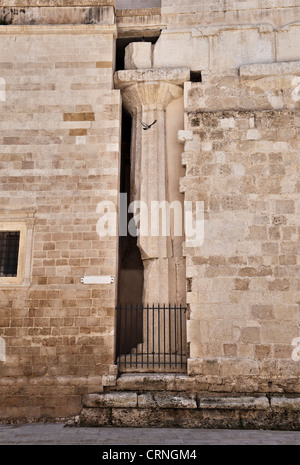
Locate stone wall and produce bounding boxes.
[0,0,300,424]
[181,64,300,392]
[0,22,120,420]
[115,0,161,9]
[79,386,300,429]
[161,0,300,28]
[0,5,115,24]
[153,23,300,73]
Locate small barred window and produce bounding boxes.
[0,231,20,277]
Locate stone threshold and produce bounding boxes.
[112,372,192,391]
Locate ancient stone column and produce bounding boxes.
[114,67,190,306]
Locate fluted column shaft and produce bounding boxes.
[114,68,189,306]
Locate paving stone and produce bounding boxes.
[1,423,300,445]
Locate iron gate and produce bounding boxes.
[115,303,187,372]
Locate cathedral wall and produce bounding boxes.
[0,23,120,421]
[148,1,300,392]
[153,23,300,73]
[0,0,300,422]
[161,0,300,28]
[181,67,300,392]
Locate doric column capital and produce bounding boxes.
[114,67,190,113]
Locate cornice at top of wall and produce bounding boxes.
[161,0,300,12]
[0,0,114,6]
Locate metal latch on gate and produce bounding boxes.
[80,276,114,284]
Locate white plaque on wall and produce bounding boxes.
[80,276,114,284]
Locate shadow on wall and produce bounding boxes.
[115,0,161,9]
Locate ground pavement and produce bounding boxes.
[0,422,300,445]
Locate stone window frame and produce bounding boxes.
[0,209,36,287]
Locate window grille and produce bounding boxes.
[0,231,20,277]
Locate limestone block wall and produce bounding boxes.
[0,24,120,421]
[115,0,161,9]
[154,22,300,73]
[0,0,300,423]
[0,4,115,25]
[161,0,300,28]
[181,64,300,392]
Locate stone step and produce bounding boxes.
[82,391,198,409]
[78,392,300,429]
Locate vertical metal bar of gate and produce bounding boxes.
[180,303,183,367]
[174,304,177,368]
[163,303,166,369]
[158,304,160,368]
[124,303,127,368]
[147,304,149,369]
[169,304,171,368]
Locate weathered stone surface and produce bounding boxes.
[198,396,269,410]
[124,42,152,69]
[137,391,197,408]
[0,6,115,25]
[102,375,117,387]
[78,396,300,429]
[178,129,193,143]
[271,397,300,410]
[1,0,114,5]
[79,407,112,427]
[114,67,190,90]
[115,373,195,391]
[137,393,157,408]
[110,408,243,429]
[116,0,161,9]
[240,61,300,79]
[2,0,300,426]
[153,392,197,409]
[0,19,119,422]
[83,392,138,408]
